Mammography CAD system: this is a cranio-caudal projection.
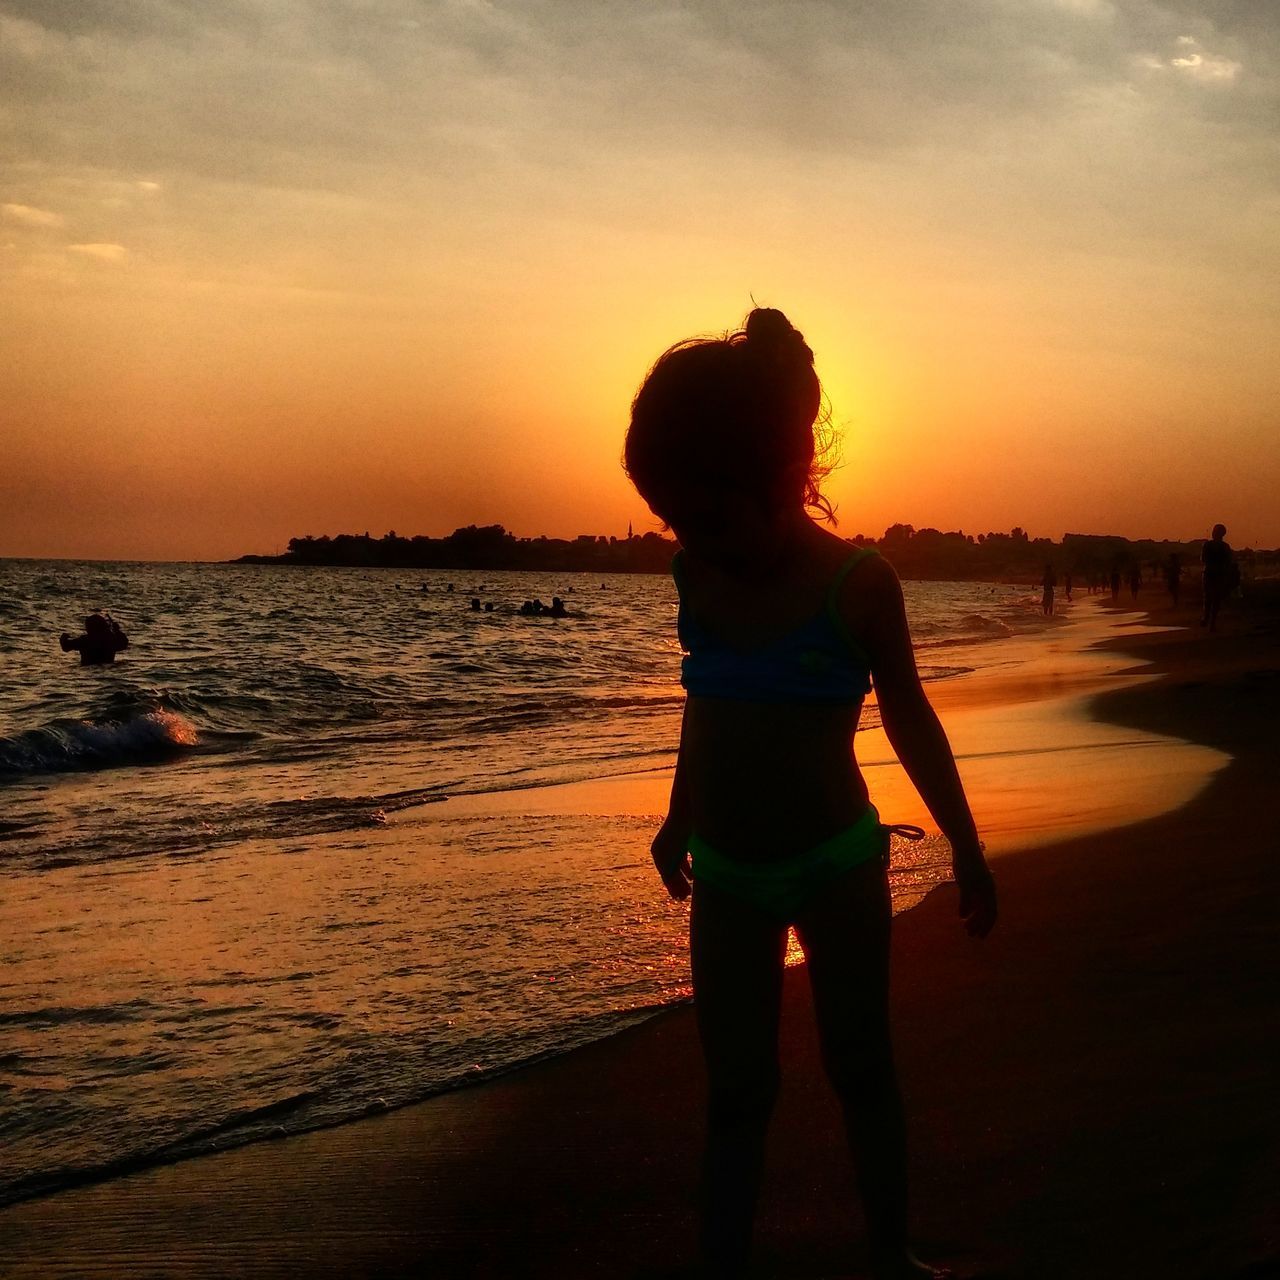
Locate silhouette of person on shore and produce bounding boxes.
[60,612,128,665]
[1200,523,1235,631]
[1128,565,1141,601]
[1110,569,1121,601]
[625,305,994,1280]
[1166,554,1183,609]
[1041,563,1056,617]
[1063,571,1073,602]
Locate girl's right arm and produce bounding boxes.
[652,700,694,900]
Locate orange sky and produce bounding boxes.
[2,2,1278,560]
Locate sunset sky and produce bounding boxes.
[2,0,1277,561]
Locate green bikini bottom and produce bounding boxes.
[687,806,925,920]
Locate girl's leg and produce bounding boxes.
[793,858,945,1277]
[689,877,789,1277]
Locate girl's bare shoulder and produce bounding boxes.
[831,543,904,631]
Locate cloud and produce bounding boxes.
[1168,36,1241,84]
[67,242,127,261]
[3,202,64,226]
[1042,0,1115,19]
[1137,34,1243,85]
[0,0,1275,288]
[0,2,1270,205]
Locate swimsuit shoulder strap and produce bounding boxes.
[826,546,879,607]
[825,546,879,672]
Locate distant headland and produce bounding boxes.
[231,524,1278,583]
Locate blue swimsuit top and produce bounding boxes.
[674,547,878,703]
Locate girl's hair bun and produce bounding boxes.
[743,307,813,367]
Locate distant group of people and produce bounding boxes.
[1039,524,1238,631]
[424,580,576,619]
[462,594,570,617]
[518,596,567,617]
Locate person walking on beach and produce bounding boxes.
[1041,563,1057,617]
[1200,524,1235,631]
[624,307,996,1280]
[1063,571,1073,602]
[1128,564,1141,601]
[1110,568,1121,601]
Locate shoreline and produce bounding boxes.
[0,591,1124,1213]
[2,598,1276,1277]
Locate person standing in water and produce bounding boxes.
[1041,563,1057,617]
[624,307,996,1280]
[60,612,128,665]
[1200,524,1234,631]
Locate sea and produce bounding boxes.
[0,560,1056,1208]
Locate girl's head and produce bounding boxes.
[624,307,834,564]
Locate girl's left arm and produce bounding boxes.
[841,556,997,937]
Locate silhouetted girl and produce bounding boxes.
[624,307,996,1279]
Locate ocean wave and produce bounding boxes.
[919,664,976,682]
[958,612,1016,637]
[0,709,199,776]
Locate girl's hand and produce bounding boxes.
[651,819,693,901]
[953,847,997,938]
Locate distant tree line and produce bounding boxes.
[233,523,1278,582]
[234,526,680,573]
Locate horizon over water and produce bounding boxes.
[1,562,1059,1208]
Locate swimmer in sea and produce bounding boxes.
[624,305,995,1279]
[60,612,129,665]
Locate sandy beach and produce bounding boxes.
[2,594,1276,1279]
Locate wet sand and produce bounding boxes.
[1,597,1276,1278]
